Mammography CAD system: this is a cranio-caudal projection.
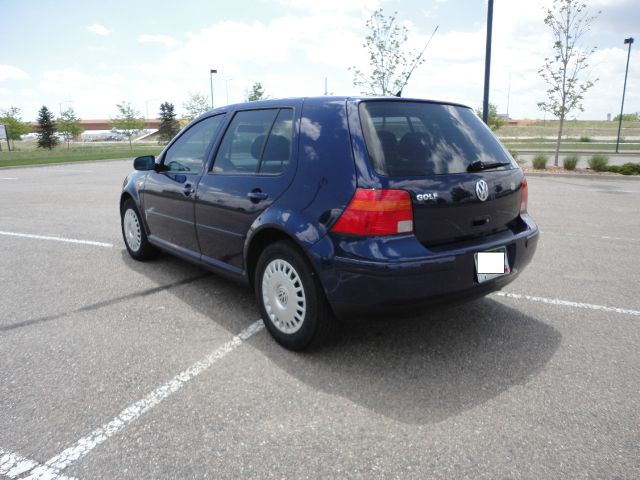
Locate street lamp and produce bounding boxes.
[210,69,217,109]
[144,98,158,121]
[59,100,73,116]
[225,77,234,105]
[615,37,634,153]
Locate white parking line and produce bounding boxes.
[0,177,18,180]
[541,231,640,243]
[0,448,76,480]
[495,291,640,316]
[0,231,113,248]
[19,320,264,479]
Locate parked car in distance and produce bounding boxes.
[120,97,538,350]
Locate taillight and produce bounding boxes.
[520,177,528,213]
[331,188,414,236]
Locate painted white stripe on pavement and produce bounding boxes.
[540,231,640,243]
[0,448,76,480]
[0,231,113,248]
[495,291,640,316]
[24,321,264,478]
[0,177,18,180]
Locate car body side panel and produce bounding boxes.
[245,97,357,253]
[195,102,303,270]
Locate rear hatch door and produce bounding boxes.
[357,100,524,246]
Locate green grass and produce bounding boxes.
[498,120,640,138]
[0,143,163,167]
[500,141,640,153]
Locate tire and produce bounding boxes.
[255,241,337,350]
[121,199,158,261]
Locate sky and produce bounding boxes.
[0,0,638,121]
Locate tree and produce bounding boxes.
[613,112,639,122]
[158,102,180,143]
[246,82,268,101]
[111,101,145,149]
[57,108,84,148]
[0,106,32,150]
[36,106,58,150]
[475,103,505,131]
[182,92,210,121]
[349,8,425,96]
[537,0,599,166]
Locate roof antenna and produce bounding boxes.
[395,25,439,97]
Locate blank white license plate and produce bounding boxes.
[475,247,510,283]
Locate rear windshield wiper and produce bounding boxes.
[467,160,511,172]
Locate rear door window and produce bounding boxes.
[212,108,293,175]
[359,101,513,177]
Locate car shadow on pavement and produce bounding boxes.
[124,250,562,426]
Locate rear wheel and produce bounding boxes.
[255,241,336,350]
[121,199,158,261]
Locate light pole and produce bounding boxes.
[210,69,217,109]
[59,100,72,116]
[225,77,234,105]
[615,37,634,153]
[144,99,158,121]
[482,0,494,124]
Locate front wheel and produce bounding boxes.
[121,199,158,261]
[255,242,336,350]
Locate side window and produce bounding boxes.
[259,109,293,175]
[163,115,225,173]
[212,109,278,174]
[212,108,293,175]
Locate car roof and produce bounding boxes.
[201,96,471,117]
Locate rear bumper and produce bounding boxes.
[307,215,539,319]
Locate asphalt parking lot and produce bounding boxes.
[1,160,639,479]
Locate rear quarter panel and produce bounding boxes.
[245,97,357,253]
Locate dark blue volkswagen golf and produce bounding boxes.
[120,97,538,350]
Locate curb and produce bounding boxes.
[0,157,133,170]
[524,171,640,181]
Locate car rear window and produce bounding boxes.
[359,101,513,177]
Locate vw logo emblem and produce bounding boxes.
[475,180,489,202]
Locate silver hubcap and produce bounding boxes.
[262,259,306,334]
[123,208,142,252]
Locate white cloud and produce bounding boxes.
[0,64,29,81]
[87,23,111,36]
[137,34,181,47]
[20,89,38,96]
[280,0,378,12]
[39,69,91,94]
[0,87,13,95]
[7,1,637,121]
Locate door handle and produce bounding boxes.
[183,184,195,196]
[247,190,268,202]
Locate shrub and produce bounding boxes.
[532,154,548,169]
[588,154,609,172]
[579,135,591,142]
[563,155,579,170]
[615,162,640,175]
[508,148,518,161]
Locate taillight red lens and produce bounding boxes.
[520,177,528,213]
[331,188,414,236]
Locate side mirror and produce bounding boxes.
[133,155,155,171]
